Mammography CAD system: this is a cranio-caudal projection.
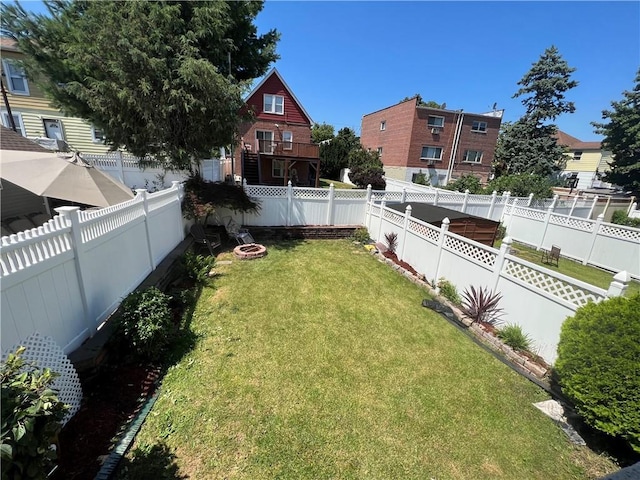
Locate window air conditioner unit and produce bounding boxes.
[431,127,441,134]
[427,159,436,166]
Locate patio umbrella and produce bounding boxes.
[0,150,134,207]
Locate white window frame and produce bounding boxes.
[1,59,29,95]
[42,118,65,140]
[463,150,483,163]
[471,120,487,133]
[377,147,383,156]
[420,146,443,161]
[273,159,285,178]
[256,130,274,153]
[263,94,284,115]
[380,120,386,131]
[92,126,106,143]
[427,116,445,128]
[282,131,293,150]
[1,111,26,136]
[573,151,583,161]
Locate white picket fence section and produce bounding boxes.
[503,202,640,280]
[365,200,629,364]
[0,182,185,355]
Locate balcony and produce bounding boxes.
[256,140,319,159]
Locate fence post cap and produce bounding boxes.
[134,188,148,195]
[502,236,513,245]
[442,217,450,225]
[613,271,631,283]
[405,204,412,213]
[597,213,605,220]
[54,206,81,214]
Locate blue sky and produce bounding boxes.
[11,1,640,140]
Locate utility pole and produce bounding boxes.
[0,77,17,132]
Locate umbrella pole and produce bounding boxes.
[44,196,52,217]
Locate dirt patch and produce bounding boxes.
[382,251,419,276]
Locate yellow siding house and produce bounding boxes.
[556,130,612,190]
[0,37,111,154]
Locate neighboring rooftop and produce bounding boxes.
[0,37,19,52]
[362,96,503,119]
[556,130,602,150]
[0,126,49,152]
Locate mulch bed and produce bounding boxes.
[382,251,419,276]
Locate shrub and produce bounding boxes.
[437,278,461,305]
[494,223,507,243]
[353,227,370,244]
[497,324,532,351]
[555,294,640,453]
[444,174,483,194]
[1,347,68,479]
[611,210,640,228]
[181,251,216,285]
[384,232,398,253]
[115,287,174,362]
[485,174,553,198]
[461,285,503,325]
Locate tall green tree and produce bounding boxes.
[494,46,577,177]
[592,69,640,195]
[311,122,335,144]
[319,127,359,179]
[2,0,279,170]
[400,94,442,108]
[347,146,385,190]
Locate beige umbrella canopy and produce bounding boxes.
[0,151,134,208]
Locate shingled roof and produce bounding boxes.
[0,126,50,152]
[555,129,602,150]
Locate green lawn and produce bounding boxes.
[508,241,640,297]
[319,178,356,189]
[124,240,616,479]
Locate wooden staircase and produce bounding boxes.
[242,151,260,185]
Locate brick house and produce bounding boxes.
[360,97,503,186]
[234,68,320,186]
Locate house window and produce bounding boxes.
[256,130,274,153]
[1,111,26,136]
[573,151,582,161]
[92,126,106,143]
[43,119,65,140]
[1,59,29,95]
[471,120,487,133]
[282,131,293,150]
[263,94,284,114]
[463,150,483,163]
[273,159,285,178]
[377,147,383,156]
[420,146,443,161]
[427,116,444,128]
[380,121,386,131]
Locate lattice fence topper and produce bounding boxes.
[245,185,288,197]
[503,260,604,307]
[552,216,594,232]
[599,224,640,242]
[513,207,546,221]
[293,188,329,199]
[408,219,440,243]
[382,209,404,226]
[405,193,435,203]
[334,189,368,199]
[445,236,497,266]
[2,332,82,426]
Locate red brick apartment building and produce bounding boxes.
[234,68,320,186]
[360,97,503,186]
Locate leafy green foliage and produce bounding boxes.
[486,174,553,198]
[1,347,68,480]
[311,122,335,144]
[384,232,398,253]
[181,251,216,285]
[437,278,462,305]
[497,324,532,351]
[115,287,174,362]
[319,128,360,179]
[353,227,370,244]
[444,174,483,194]
[593,69,640,195]
[400,95,443,108]
[461,285,503,325]
[347,146,385,190]
[412,170,429,186]
[611,210,640,228]
[2,1,279,170]
[555,294,640,452]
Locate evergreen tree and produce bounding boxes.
[319,127,359,179]
[2,1,279,170]
[347,146,385,190]
[592,69,640,195]
[494,46,577,177]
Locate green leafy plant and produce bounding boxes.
[384,232,398,254]
[437,278,462,305]
[1,347,68,480]
[353,227,370,244]
[611,210,640,228]
[497,324,532,351]
[494,223,507,244]
[114,287,174,362]
[555,294,640,453]
[444,174,484,194]
[181,251,216,286]
[461,285,503,325]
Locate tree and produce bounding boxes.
[485,173,553,198]
[494,46,577,177]
[592,69,640,195]
[400,94,442,108]
[319,127,359,179]
[311,122,335,144]
[347,146,385,190]
[2,1,279,170]
[444,174,483,194]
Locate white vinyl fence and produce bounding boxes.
[365,200,630,364]
[0,182,185,355]
[503,202,640,280]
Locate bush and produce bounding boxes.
[181,251,216,285]
[485,174,553,198]
[611,210,640,228]
[384,232,398,253]
[444,174,484,194]
[115,287,174,362]
[555,294,640,453]
[494,223,507,244]
[461,285,503,326]
[437,278,461,305]
[353,227,370,243]
[1,347,68,479]
[497,324,532,351]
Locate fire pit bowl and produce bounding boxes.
[233,243,267,260]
